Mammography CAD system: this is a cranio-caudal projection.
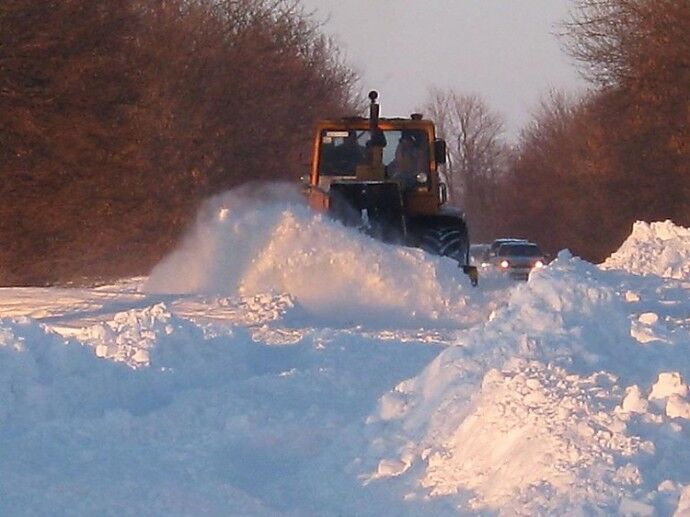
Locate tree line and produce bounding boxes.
[0,0,358,285]
[1,0,687,285]
[426,0,688,262]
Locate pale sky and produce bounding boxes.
[301,0,586,138]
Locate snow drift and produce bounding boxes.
[602,220,690,279]
[361,245,690,514]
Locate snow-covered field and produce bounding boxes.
[1,187,689,515]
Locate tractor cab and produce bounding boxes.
[304,91,477,286]
[308,93,448,217]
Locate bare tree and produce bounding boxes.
[420,88,508,237]
[562,0,689,91]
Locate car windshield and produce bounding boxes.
[491,239,526,251]
[498,244,543,257]
[318,129,429,176]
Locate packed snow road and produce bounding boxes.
[0,188,689,515]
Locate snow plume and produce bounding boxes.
[602,220,690,279]
[145,182,474,325]
[145,182,306,295]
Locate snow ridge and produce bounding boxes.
[362,251,690,514]
[602,220,690,279]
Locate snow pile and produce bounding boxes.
[214,293,302,326]
[146,184,474,325]
[76,303,235,375]
[621,372,690,420]
[78,303,175,367]
[0,304,443,515]
[0,316,285,515]
[602,220,690,279]
[419,363,647,512]
[0,317,132,433]
[362,252,690,514]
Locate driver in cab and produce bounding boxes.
[387,132,424,191]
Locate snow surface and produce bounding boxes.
[1,188,689,515]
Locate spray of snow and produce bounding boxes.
[145,183,474,325]
[602,220,690,279]
[145,183,305,295]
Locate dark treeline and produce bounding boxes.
[429,0,688,262]
[0,0,358,285]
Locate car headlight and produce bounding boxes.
[415,172,428,183]
[534,260,544,268]
[500,260,510,268]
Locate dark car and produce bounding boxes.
[493,242,546,280]
[488,238,529,259]
[470,243,491,265]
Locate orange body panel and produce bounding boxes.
[405,189,441,214]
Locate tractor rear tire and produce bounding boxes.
[420,226,477,286]
[420,226,468,263]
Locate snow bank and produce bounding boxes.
[0,315,295,515]
[362,252,690,514]
[602,220,690,279]
[0,317,131,432]
[146,183,474,325]
[0,303,445,515]
[419,363,646,512]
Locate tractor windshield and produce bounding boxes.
[318,129,429,177]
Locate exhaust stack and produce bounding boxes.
[366,90,386,173]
